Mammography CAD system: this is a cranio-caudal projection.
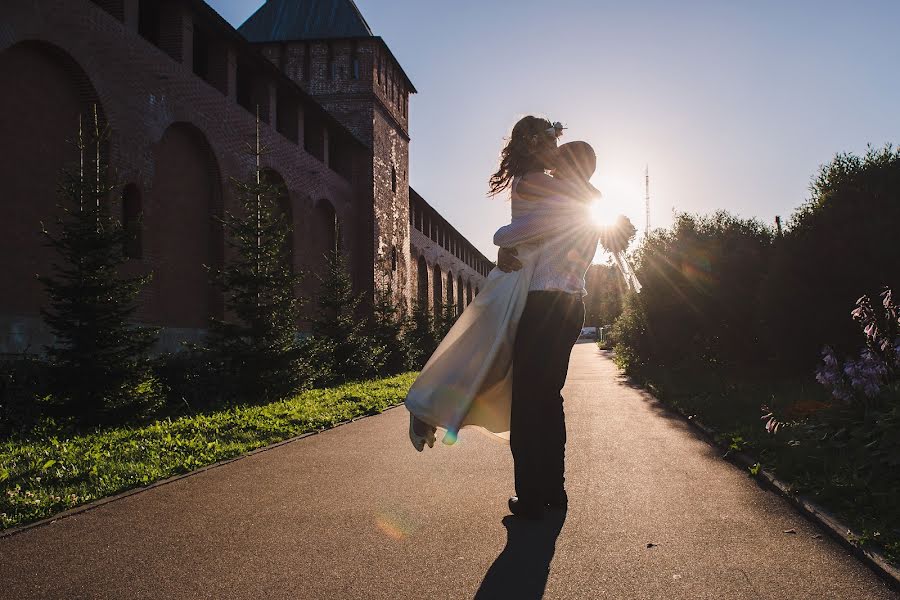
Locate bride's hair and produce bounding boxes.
[488,116,555,196]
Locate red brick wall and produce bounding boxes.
[0,0,361,351]
[0,0,489,353]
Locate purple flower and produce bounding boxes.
[822,346,839,368]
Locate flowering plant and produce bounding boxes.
[815,288,900,404]
[762,288,900,435]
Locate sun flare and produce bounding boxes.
[587,172,645,262]
[589,199,619,228]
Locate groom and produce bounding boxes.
[494,141,601,519]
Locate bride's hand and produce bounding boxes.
[497,246,522,272]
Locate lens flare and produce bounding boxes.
[374,512,413,541]
[589,199,618,227]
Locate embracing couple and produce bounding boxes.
[405,115,616,521]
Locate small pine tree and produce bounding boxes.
[205,111,304,401]
[306,248,382,385]
[369,271,409,376]
[434,301,459,342]
[39,107,159,423]
[402,300,439,370]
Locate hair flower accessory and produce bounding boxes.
[547,121,566,139]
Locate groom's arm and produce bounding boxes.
[493,204,594,248]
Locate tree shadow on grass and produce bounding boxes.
[474,510,567,600]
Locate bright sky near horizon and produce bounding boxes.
[210,0,900,262]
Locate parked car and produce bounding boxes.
[579,326,598,340]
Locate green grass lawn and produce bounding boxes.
[627,361,900,567]
[0,372,417,531]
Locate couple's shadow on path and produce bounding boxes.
[474,510,567,600]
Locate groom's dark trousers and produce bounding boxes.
[511,290,585,504]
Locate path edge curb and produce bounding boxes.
[0,403,407,541]
[637,377,900,592]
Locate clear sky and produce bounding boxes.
[210,0,900,261]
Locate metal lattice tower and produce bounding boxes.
[644,165,650,237]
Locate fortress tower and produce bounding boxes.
[239,0,416,303]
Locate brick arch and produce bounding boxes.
[416,255,429,308]
[0,40,106,318]
[145,121,223,328]
[313,197,338,258]
[432,263,442,315]
[446,270,455,314]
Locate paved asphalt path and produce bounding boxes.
[1,342,897,599]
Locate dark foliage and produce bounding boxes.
[369,273,412,376]
[201,116,305,403]
[584,263,627,328]
[403,300,439,371]
[304,249,382,386]
[613,211,773,373]
[38,108,159,424]
[0,356,51,436]
[758,145,900,369]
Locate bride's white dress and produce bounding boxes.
[404,176,591,445]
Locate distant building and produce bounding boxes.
[0,0,491,353]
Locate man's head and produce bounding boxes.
[553,141,596,182]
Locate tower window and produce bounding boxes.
[351,43,360,80]
[327,43,335,80]
[138,0,161,46]
[304,43,311,81]
[391,165,397,193]
[391,246,397,271]
[192,24,209,82]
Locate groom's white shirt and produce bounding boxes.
[493,174,600,297]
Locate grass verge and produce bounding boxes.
[0,372,417,531]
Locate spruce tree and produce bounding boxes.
[369,271,409,376]
[306,248,381,385]
[39,106,158,423]
[403,300,439,370]
[205,111,303,401]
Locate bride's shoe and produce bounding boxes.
[408,412,437,452]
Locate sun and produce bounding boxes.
[589,198,619,228]
[587,171,645,262]
[588,172,644,230]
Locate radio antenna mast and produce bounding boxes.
[644,164,650,237]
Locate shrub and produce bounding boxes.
[758,145,900,368]
[613,211,773,374]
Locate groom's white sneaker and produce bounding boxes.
[408,412,437,452]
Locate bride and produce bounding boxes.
[405,115,630,520]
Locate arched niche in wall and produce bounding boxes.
[313,197,338,259]
[146,121,222,328]
[0,40,106,318]
[446,271,455,315]
[466,281,473,305]
[432,263,442,316]
[417,255,428,308]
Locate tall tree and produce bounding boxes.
[205,111,303,401]
[39,106,158,423]
[403,300,439,371]
[305,248,382,385]
[369,270,409,376]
